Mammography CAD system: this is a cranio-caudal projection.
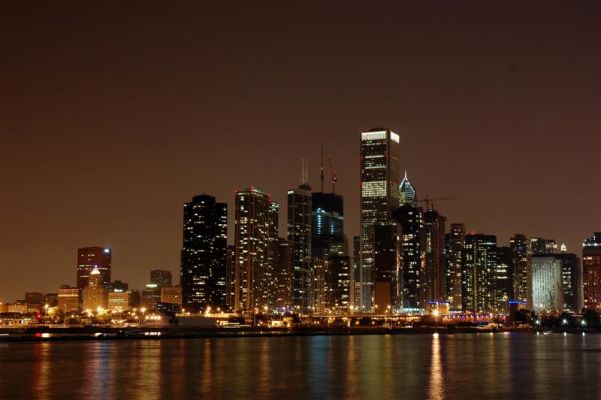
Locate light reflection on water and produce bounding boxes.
[1,333,601,399]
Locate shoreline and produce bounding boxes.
[0,325,594,342]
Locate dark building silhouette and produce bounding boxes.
[76,247,111,289]
[510,234,531,304]
[556,252,583,313]
[311,192,345,259]
[423,209,446,302]
[494,246,513,313]
[180,194,227,312]
[225,245,236,310]
[150,269,172,288]
[583,232,601,309]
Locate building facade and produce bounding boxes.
[77,247,111,289]
[444,223,465,309]
[583,232,601,309]
[287,184,313,312]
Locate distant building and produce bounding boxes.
[82,268,108,311]
[272,238,293,309]
[180,194,227,312]
[531,255,563,313]
[373,223,399,311]
[44,293,58,307]
[351,235,361,310]
[531,237,559,254]
[510,234,531,304]
[57,285,80,312]
[314,254,351,313]
[288,183,313,312]
[494,246,512,313]
[150,270,173,288]
[108,291,131,312]
[77,247,111,289]
[141,283,161,311]
[225,245,236,310]
[161,286,182,306]
[25,292,44,308]
[359,128,400,311]
[444,223,465,310]
[110,280,129,292]
[583,232,601,309]
[311,192,345,259]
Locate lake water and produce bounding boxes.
[1,333,600,399]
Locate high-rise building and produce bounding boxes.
[234,187,272,311]
[288,183,312,312]
[82,268,108,312]
[272,238,293,309]
[314,254,351,313]
[423,209,446,302]
[77,247,111,289]
[494,246,512,313]
[393,203,425,310]
[359,128,400,311]
[225,245,236,310]
[351,235,361,310]
[180,194,227,312]
[531,255,563,313]
[373,223,399,311]
[444,223,465,309]
[150,270,173,288]
[311,192,345,259]
[510,234,531,304]
[463,234,497,313]
[531,237,559,254]
[556,253,583,313]
[583,232,601,309]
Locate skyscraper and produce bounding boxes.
[393,202,426,310]
[463,234,497,313]
[225,245,236,310]
[234,187,271,311]
[180,194,227,312]
[494,246,512,313]
[531,255,563,313]
[359,128,400,311]
[150,269,173,288]
[444,223,465,310]
[583,232,601,309]
[82,268,108,311]
[510,234,531,304]
[77,247,111,289]
[288,183,312,312]
[311,192,345,259]
[556,252,583,313]
[423,209,446,302]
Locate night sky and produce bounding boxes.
[1,1,600,301]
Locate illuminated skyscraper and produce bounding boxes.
[510,234,531,304]
[444,223,465,309]
[583,232,601,309]
[359,128,400,311]
[531,255,563,312]
[311,192,345,259]
[180,194,227,312]
[82,268,108,311]
[423,209,446,302]
[288,183,312,312]
[77,247,111,289]
[494,246,512,313]
[556,252,583,313]
[225,245,236,310]
[463,234,497,313]
[234,187,272,311]
[393,203,426,310]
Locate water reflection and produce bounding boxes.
[1,334,600,399]
[428,333,444,400]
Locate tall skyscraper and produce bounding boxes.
[225,245,236,310]
[180,194,227,312]
[444,223,465,310]
[77,247,111,289]
[393,202,426,310]
[510,234,531,304]
[463,234,497,313]
[583,232,601,309]
[288,183,312,312]
[311,192,345,259]
[423,209,446,302]
[82,268,108,311]
[234,187,272,311]
[359,128,400,311]
[494,246,512,313]
[556,252,583,313]
[351,235,361,310]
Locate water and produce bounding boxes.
[1,333,600,399]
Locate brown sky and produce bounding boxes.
[1,1,600,302]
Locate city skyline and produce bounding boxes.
[1,2,600,301]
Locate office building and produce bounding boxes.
[444,223,465,309]
[556,253,583,313]
[311,192,345,259]
[181,194,227,312]
[463,234,497,313]
[82,268,108,312]
[57,285,80,312]
[531,255,563,313]
[288,183,312,312]
[583,232,601,309]
[77,247,111,289]
[359,128,400,311]
[108,291,130,312]
[423,209,446,302]
[150,270,173,288]
[510,234,531,304]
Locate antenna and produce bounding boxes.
[320,146,325,193]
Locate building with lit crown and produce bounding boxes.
[77,247,111,289]
[583,232,601,309]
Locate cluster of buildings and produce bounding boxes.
[2,128,600,320]
[178,128,601,317]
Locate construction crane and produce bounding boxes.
[418,196,456,211]
[328,155,337,193]
[320,146,325,193]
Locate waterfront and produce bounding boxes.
[1,333,600,399]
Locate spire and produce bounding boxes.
[399,170,417,206]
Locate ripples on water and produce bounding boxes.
[0,333,600,399]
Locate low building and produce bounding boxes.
[161,286,182,306]
[108,291,131,312]
[141,283,161,311]
[58,286,80,312]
